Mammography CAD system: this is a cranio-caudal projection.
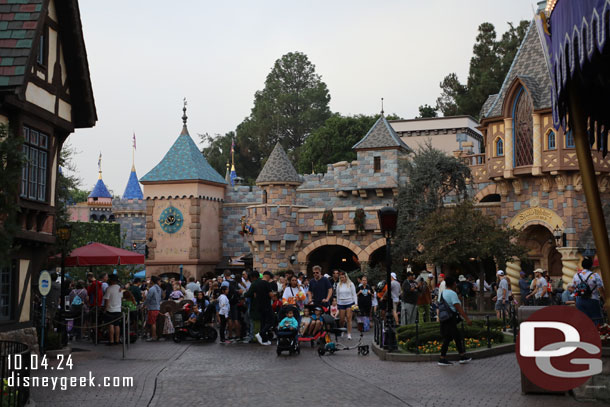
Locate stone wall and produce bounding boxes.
[222,186,261,258]
[112,198,146,253]
[0,327,39,355]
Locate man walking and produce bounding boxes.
[308,265,332,308]
[390,272,401,325]
[246,270,274,345]
[186,276,201,293]
[144,275,162,341]
[494,270,509,319]
[417,274,433,323]
[103,275,122,345]
[438,276,472,366]
[400,272,419,325]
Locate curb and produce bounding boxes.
[372,340,515,362]
[45,346,72,358]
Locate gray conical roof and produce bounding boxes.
[256,143,301,185]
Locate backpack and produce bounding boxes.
[70,292,83,312]
[227,279,240,305]
[576,273,596,299]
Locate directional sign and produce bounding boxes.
[38,270,51,297]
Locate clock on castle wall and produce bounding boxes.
[158,205,184,234]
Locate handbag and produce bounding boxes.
[437,292,454,322]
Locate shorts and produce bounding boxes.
[494,301,506,311]
[105,312,122,327]
[229,305,240,320]
[147,310,160,325]
[338,303,355,310]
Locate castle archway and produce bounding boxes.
[297,237,365,276]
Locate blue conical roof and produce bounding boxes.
[89,178,112,198]
[140,125,226,184]
[123,169,143,199]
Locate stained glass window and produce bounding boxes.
[566,130,575,148]
[548,131,556,150]
[513,88,533,167]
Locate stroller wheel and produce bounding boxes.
[310,340,314,348]
[276,349,282,356]
[173,334,182,343]
[362,346,369,356]
[317,347,325,356]
[296,347,300,355]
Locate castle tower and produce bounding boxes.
[246,143,302,271]
[87,153,114,222]
[140,102,227,279]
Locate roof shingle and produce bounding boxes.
[255,143,301,185]
[352,115,412,151]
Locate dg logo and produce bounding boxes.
[516,306,603,391]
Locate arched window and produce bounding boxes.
[495,138,504,157]
[512,87,533,166]
[547,130,556,150]
[262,190,267,204]
[565,130,575,148]
[90,214,98,222]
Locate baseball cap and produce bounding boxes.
[534,268,543,274]
[439,273,445,278]
[520,271,526,277]
[458,275,466,282]
[496,270,505,276]
[428,274,433,279]
[390,272,397,279]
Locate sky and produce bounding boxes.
[70,0,539,194]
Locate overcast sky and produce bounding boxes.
[70,0,538,194]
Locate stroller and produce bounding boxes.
[317,311,369,356]
[276,305,301,356]
[173,302,218,343]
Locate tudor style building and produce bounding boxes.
[0,0,96,342]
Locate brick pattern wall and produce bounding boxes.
[112,198,146,253]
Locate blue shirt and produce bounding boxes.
[279,316,298,330]
[440,289,460,312]
[309,277,332,304]
[145,284,162,311]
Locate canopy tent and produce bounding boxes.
[539,0,610,313]
[52,242,145,266]
[133,270,146,279]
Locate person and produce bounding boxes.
[401,272,419,325]
[493,270,509,319]
[279,309,298,332]
[330,297,339,319]
[186,277,200,293]
[417,274,433,323]
[390,272,401,324]
[86,272,104,309]
[526,269,549,305]
[68,280,89,339]
[129,278,143,304]
[336,272,358,339]
[331,269,340,299]
[170,283,184,301]
[306,307,323,336]
[218,286,230,344]
[103,275,123,346]
[308,265,332,308]
[245,270,274,346]
[184,303,200,326]
[572,257,605,325]
[144,275,162,341]
[300,307,312,336]
[223,270,243,341]
[282,276,305,309]
[561,284,576,305]
[437,275,472,366]
[356,276,373,318]
[475,276,491,292]
[518,272,531,305]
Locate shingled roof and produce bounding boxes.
[352,115,412,151]
[0,0,96,128]
[89,178,111,199]
[482,21,552,119]
[122,168,143,200]
[140,125,226,185]
[255,143,301,185]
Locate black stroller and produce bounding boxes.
[173,301,218,343]
[276,305,301,356]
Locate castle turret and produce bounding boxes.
[87,153,114,221]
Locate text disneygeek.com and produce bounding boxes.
[8,372,134,391]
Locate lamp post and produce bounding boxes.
[553,225,563,247]
[56,224,71,346]
[378,205,398,351]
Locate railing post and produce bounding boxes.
[415,313,419,354]
[122,313,126,360]
[486,314,491,349]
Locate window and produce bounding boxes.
[513,87,534,166]
[36,29,45,66]
[0,261,15,321]
[21,126,48,202]
[566,130,575,148]
[373,156,381,173]
[496,138,504,156]
[262,190,267,204]
[547,130,556,150]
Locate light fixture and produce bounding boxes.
[553,225,563,247]
[56,224,72,242]
[341,258,347,262]
[377,206,398,238]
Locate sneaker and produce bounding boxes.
[459,356,472,364]
[145,337,156,342]
[157,337,166,342]
[262,341,272,346]
[347,334,352,340]
[221,340,232,344]
[438,359,453,366]
[255,333,264,345]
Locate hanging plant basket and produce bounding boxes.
[322,209,334,231]
[354,208,366,233]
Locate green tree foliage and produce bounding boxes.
[55,143,83,228]
[415,200,525,268]
[200,131,235,177]
[0,124,24,265]
[417,104,438,118]
[436,20,529,118]
[393,143,471,268]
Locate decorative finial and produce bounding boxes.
[381,97,384,115]
[98,151,102,179]
[182,97,188,125]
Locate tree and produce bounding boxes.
[417,104,438,118]
[55,143,83,228]
[200,131,235,177]
[435,20,529,118]
[236,51,331,175]
[393,143,471,268]
[0,124,24,265]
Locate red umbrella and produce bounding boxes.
[55,242,145,266]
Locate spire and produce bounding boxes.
[181,97,188,135]
[230,138,237,186]
[381,97,384,115]
[132,132,136,171]
[123,167,144,200]
[255,143,301,185]
[97,151,102,179]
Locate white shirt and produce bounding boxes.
[572,270,604,300]
[103,284,122,313]
[218,294,230,317]
[336,281,358,306]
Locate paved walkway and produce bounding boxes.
[30,333,606,407]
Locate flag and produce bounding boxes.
[98,152,102,171]
[133,133,136,150]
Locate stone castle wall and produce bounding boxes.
[112,198,146,253]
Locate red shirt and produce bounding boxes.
[87,281,103,306]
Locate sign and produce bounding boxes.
[516,306,602,391]
[508,207,564,230]
[38,270,51,297]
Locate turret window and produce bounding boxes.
[565,130,575,148]
[495,138,504,157]
[374,156,381,173]
[547,130,556,150]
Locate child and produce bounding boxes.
[271,292,282,313]
[300,307,312,336]
[307,307,323,336]
[185,304,199,326]
[218,286,230,343]
[330,298,339,319]
[279,309,298,331]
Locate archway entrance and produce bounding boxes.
[520,225,562,277]
[307,245,359,275]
